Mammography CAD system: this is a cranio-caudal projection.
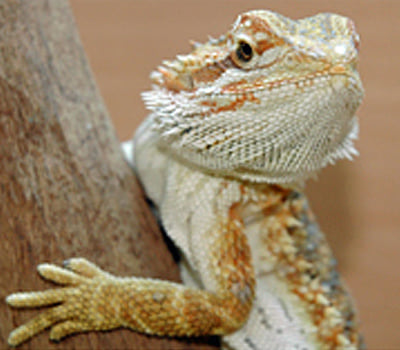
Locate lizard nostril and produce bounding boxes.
[353,34,361,52]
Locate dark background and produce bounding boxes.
[70,1,400,348]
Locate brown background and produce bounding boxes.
[69,1,400,349]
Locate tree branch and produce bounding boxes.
[0,1,217,349]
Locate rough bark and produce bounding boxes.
[0,1,217,349]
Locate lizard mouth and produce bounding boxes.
[151,52,362,101]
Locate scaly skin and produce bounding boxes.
[7,10,364,349]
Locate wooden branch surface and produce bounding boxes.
[0,1,218,349]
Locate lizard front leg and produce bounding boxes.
[6,214,255,346]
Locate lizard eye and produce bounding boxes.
[232,40,254,66]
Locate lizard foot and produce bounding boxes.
[6,258,121,347]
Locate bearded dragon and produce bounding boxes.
[6,10,364,350]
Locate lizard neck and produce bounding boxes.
[161,145,307,190]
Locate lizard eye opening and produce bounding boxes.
[232,40,254,66]
[237,41,253,61]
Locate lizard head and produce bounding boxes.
[143,10,364,184]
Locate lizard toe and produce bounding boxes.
[63,258,107,278]
[7,305,69,346]
[6,288,73,308]
[38,263,87,286]
[50,320,92,341]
